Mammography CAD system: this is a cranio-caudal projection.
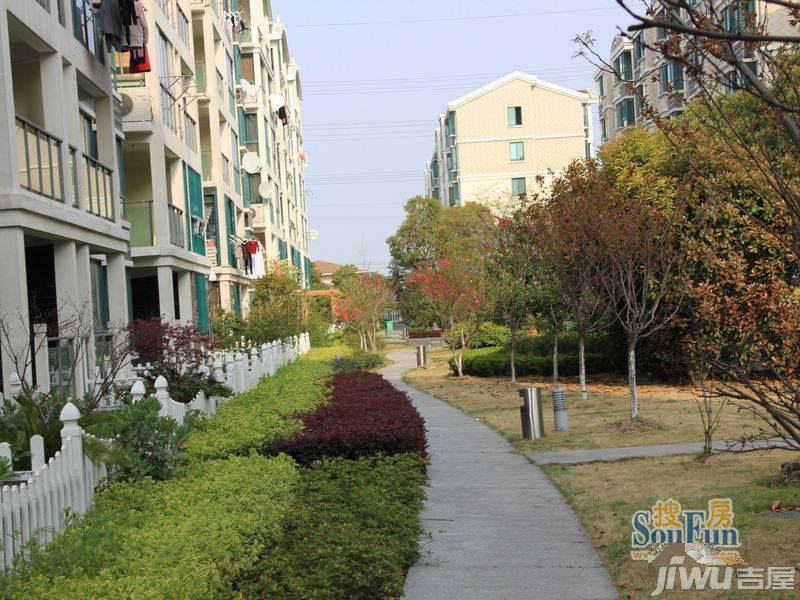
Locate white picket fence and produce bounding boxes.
[0,333,311,571]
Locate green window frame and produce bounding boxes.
[509,141,525,162]
[225,196,236,265]
[511,177,526,197]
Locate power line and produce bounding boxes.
[303,67,592,87]
[302,77,595,96]
[287,7,616,29]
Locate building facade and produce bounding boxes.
[424,72,597,210]
[0,0,309,395]
[596,1,794,144]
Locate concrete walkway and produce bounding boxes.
[382,350,618,600]
[529,438,786,465]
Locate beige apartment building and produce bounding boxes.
[0,0,309,396]
[425,71,597,210]
[0,0,129,394]
[597,1,795,144]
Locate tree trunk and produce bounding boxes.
[552,332,559,387]
[456,350,463,377]
[628,340,639,419]
[579,336,588,401]
[510,327,517,384]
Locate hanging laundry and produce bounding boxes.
[93,0,124,51]
[124,0,148,50]
[277,105,288,125]
[251,242,266,278]
[129,45,151,73]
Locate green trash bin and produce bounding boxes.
[385,320,394,332]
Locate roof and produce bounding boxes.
[312,260,345,275]
[447,71,596,109]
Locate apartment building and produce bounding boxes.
[234,8,311,290]
[596,1,794,144]
[0,0,129,394]
[424,72,597,210]
[116,0,211,331]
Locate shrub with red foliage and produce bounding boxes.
[266,371,427,464]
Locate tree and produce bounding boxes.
[330,264,360,290]
[538,161,612,399]
[309,265,327,290]
[386,197,444,277]
[248,261,305,341]
[408,257,488,377]
[487,211,538,383]
[334,273,395,352]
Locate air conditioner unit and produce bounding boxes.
[119,89,153,123]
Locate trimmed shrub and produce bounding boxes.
[330,350,384,372]
[408,329,442,339]
[0,454,298,599]
[183,347,338,462]
[471,322,511,348]
[452,347,615,377]
[236,454,427,600]
[266,371,427,464]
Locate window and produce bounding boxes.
[585,141,592,158]
[616,98,636,129]
[450,183,460,206]
[177,7,189,46]
[446,110,456,136]
[81,112,98,159]
[615,50,633,81]
[600,117,607,141]
[239,109,258,152]
[598,75,605,97]
[509,141,525,162]
[239,53,255,83]
[633,35,645,63]
[157,30,178,132]
[511,177,526,197]
[660,61,684,93]
[507,106,522,126]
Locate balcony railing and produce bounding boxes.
[82,153,114,221]
[168,205,185,248]
[124,201,154,247]
[16,116,65,202]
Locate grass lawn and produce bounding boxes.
[543,451,800,599]
[403,348,763,453]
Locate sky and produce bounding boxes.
[275,1,632,272]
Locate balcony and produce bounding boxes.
[125,201,154,247]
[168,205,185,248]
[16,116,65,203]
[82,153,115,221]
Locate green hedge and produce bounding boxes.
[1,454,298,599]
[236,454,427,600]
[451,347,614,377]
[183,347,339,461]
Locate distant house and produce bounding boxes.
[312,260,366,287]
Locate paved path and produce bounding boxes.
[529,438,785,465]
[382,350,618,600]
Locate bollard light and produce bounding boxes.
[552,387,568,432]
[518,387,545,439]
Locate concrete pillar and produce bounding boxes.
[149,141,170,246]
[0,228,30,389]
[0,9,18,193]
[177,271,192,324]
[157,266,175,322]
[54,241,91,394]
[94,95,119,221]
[106,253,128,326]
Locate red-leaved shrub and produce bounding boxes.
[266,371,427,464]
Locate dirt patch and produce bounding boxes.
[603,417,663,434]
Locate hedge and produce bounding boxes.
[0,454,298,600]
[266,371,427,464]
[183,346,339,461]
[236,454,427,599]
[451,347,615,377]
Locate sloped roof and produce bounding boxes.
[447,71,596,109]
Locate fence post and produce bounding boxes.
[131,379,146,403]
[234,353,246,392]
[213,356,225,383]
[250,347,260,380]
[30,435,45,472]
[154,376,170,418]
[225,353,236,393]
[59,402,87,515]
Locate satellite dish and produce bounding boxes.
[258,181,272,199]
[308,229,319,241]
[241,152,261,174]
[268,93,286,112]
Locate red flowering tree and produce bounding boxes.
[408,257,488,377]
[334,273,395,352]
